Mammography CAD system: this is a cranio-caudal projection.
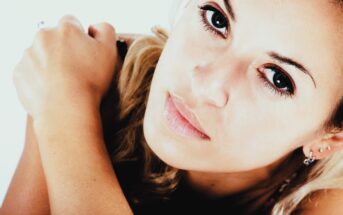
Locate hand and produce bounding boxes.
[13,15,118,120]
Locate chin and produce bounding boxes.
[143,118,177,167]
[143,126,210,171]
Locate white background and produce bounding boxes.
[0,0,175,206]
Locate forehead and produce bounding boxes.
[224,0,343,80]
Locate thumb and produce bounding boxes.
[88,22,117,46]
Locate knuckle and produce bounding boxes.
[100,22,116,34]
[103,22,116,32]
[18,48,32,65]
[60,14,78,24]
[59,22,76,34]
[32,32,50,51]
[58,14,82,34]
[35,29,50,42]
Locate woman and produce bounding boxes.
[2,0,343,214]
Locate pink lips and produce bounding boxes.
[164,92,210,141]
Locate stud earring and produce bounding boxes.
[303,151,316,166]
[318,146,324,153]
[318,145,332,153]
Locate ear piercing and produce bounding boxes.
[303,151,316,166]
[318,145,332,153]
[318,147,324,153]
[304,145,332,166]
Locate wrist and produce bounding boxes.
[32,99,102,141]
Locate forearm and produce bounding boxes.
[33,102,133,215]
[2,116,50,215]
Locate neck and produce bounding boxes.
[183,153,293,199]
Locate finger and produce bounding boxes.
[88,23,116,46]
[58,15,84,32]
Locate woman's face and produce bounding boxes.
[143,0,343,172]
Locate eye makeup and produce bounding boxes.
[196,1,297,99]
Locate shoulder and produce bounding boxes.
[298,189,343,214]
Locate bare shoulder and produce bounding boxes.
[298,189,343,214]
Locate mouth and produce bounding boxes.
[164,92,211,141]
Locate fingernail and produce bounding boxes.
[116,40,128,61]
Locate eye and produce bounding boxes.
[258,65,296,98]
[199,4,229,38]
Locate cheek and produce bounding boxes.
[208,98,320,169]
[144,32,292,171]
[162,5,224,75]
[142,3,324,172]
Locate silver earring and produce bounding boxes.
[303,151,316,166]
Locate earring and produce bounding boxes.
[303,151,316,166]
[318,145,332,153]
[318,146,324,153]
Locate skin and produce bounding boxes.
[1,116,50,215]
[2,32,138,214]
[5,17,134,214]
[1,34,137,215]
[2,0,343,214]
[143,0,343,197]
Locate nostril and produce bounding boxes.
[211,90,228,108]
[194,64,207,73]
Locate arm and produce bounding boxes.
[3,26,141,214]
[33,98,133,215]
[298,189,343,215]
[11,15,136,214]
[3,102,133,215]
[1,116,50,215]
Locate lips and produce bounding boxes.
[169,92,210,139]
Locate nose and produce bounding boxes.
[191,61,230,108]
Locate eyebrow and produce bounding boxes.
[268,51,317,88]
[223,0,236,22]
[222,1,316,88]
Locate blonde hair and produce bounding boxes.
[99,1,343,214]
[100,27,182,204]
[272,152,343,214]
[98,26,343,215]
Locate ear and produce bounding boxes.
[303,129,343,160]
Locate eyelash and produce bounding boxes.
[198,3,229,38]
[198,3,296,98]
[257,65,295,98]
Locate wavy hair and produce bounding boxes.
[100,2,343,214]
